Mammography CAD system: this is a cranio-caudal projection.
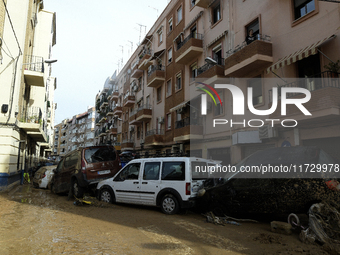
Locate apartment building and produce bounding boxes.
[53,107,96,159]
[0,0,57,190]
[95,0,340,165]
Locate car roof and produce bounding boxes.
[127,157,220,164]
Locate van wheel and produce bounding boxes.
[100,188,114,203]
[161,194,179,215]
[73,180,84,198]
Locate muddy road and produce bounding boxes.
[0,184,329,255]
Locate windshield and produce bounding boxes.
[85,147,116,163]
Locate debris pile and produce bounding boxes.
[203,211,258,226]
[300,202,340,245]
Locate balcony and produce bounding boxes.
[224,36,273,77]
[196,57,225,84]
[193,0,210,8]
[147,65,165,88]
[112,106,123,116]
[110,91,119,102]
[106,126,117,134]
[121,139,134,151]
[174,117,203,142]
[123,95,135,108]
[18,107,47,142]
[23,55,45,87]
[136,104,152,122]
[269,72,340,125]
[175,33,203,64]
[129,109,140,125]
[131,60,143,78]
[145,129,164,147]
[100,96,108,109]
[138,49,152,70]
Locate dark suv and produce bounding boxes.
[50,146,121,197]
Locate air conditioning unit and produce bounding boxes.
[129,126,135,132]
[159,117,164,124]
[259,125,278,140]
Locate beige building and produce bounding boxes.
[53,107,96,159]
[95,0,340,165]
[0,0,57,190]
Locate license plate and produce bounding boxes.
[98,170,110,175]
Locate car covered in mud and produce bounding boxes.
[50,145,121,198]
[33,165,57,189]
[197,146,340,215]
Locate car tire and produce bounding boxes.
[161,194,179,215]
[100,188,114,203]
[72,179,84,198]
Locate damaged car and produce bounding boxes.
[197,146,340,215]
[33,165,57,189]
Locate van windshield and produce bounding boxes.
[191,162,210,180]
[84,147,116,163]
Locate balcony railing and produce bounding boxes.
[147,65,165,77]
[23,55,44,72]
[19,106,42,123]
[146,129,165,137]
[226,34,271,58]
[197,57,224,76]
[175,117,201,129]
[177,33,203,51]
[268,71,340,102]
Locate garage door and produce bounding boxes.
[244,144,276,158]
[303,137,340,162]
[208,147,231,166]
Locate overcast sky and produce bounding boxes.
[44,0,169,125]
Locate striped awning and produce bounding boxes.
[267,34,336,73]
[170,101,189,113]
[206,30,228,48]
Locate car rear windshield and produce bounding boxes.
[84,147,116,163]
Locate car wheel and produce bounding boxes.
[100,188,114,203]
[161,194,179,215]
[73,180,84,198]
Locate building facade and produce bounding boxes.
[95,0,340,164]
[0,0,57,190]
[53,107,96,159]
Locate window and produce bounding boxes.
[166,79,172,97]
[191,63,198,79]
[294,0,315,20]
[168,48,173,63]
[161,162,185,181]
[157,86,162,102]
[176,73,182,91]
[115,163,141,180]
[246,19,259,44]
[214,91,223,116]
[158,30,163,44]
[212,2,221,24]
[167,113,171,130]
[212,44,223,64]
[248,76,263,106]
[191,0,196,8]
[177,6,182,24]
[143,162,160,180]
[84,146,116,163]
[146,95,150,107]
[168,18,173,32]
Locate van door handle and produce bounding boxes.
[133,182,139,184]
[142,182,148,184]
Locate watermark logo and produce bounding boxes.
[196,82,223,115]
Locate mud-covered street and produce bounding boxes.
[0,183,331,255]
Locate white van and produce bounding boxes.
[96,157,218,214]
